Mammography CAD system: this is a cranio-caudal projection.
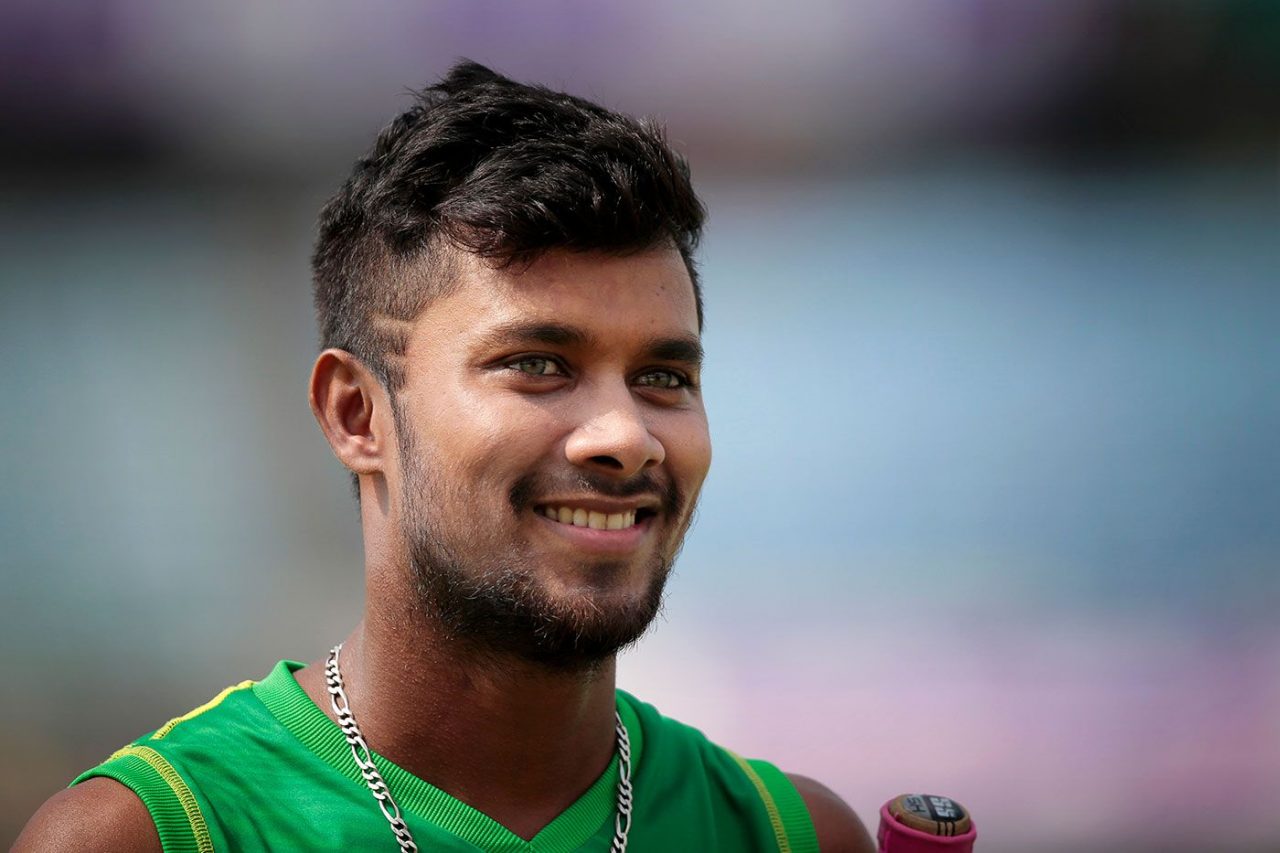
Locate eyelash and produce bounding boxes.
[509,356,564,377]
[503,357,696,390]
[635,369,692,390]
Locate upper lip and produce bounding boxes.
[534,496,662,514]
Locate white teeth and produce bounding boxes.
[541,506,641,530]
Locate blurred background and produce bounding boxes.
[2,1,1277,850]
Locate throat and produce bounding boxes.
[300,627,623,839]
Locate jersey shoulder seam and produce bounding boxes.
[152,680,255,740]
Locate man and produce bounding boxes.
[18,62,872,852]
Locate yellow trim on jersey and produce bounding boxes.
[151,680,255,740]
[729,751,791,853]
[108,745,214,853]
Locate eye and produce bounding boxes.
[509,356,564,377]
[635,369,689,390]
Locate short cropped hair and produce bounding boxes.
[311,60,707,392]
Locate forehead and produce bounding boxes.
[408,246,700,349]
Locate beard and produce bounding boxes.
[395,414,691,672]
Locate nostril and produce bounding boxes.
[589,455,625,470]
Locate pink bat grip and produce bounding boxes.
[877,796,977,852]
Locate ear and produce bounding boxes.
[309,349,392,475]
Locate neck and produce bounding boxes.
[296,599,619,840]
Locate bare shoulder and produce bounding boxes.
[13,777,161,853]
[786,772,876,853]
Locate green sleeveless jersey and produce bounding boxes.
[72,661,817,852]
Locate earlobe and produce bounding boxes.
[309,349,387,475]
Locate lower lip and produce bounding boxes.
[534,512,653,553]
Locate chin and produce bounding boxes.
[409,545,671,671]
[520,572,669,668]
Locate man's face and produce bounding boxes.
[387,246,710,668]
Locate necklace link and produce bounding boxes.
[327,645,419,852]
[325,643,632,852]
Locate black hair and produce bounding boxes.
[311,60,706,392]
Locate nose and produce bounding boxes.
[564,395,666,478]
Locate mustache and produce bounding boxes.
[509,470,682,515]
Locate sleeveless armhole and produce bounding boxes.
[66,679,254,853]
[71,746,213,853]
[727,753,820,853]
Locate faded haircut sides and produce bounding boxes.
[311,60,707,394]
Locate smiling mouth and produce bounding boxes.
[537,505,656,531]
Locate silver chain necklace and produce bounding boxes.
[325,644,634,852]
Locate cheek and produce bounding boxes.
[665,413,712,487]
[427,393,567,478]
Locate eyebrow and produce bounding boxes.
[476,321,703,366]
[475,322,591,350]
[645,335,704,367]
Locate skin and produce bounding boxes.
[16,246,872,851]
